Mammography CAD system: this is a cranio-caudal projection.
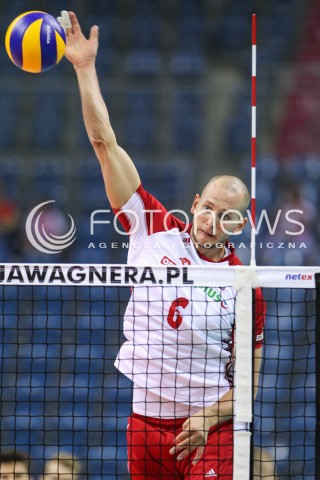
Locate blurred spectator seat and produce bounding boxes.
[123,89,158,149]
[124,48,162,75]
[31,92,67,149]
[171,90,203,151]
[169,48,206,76]
[128,13,162,49]
[174,15,205,50]
[0,91,20,149]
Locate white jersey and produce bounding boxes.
[113,185,265,417]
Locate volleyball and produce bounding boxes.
[5,11,66,73]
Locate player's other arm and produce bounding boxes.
[170,347,263,464]
[205,345,262,424]
[64,12,140,209]
[253,345,262,398]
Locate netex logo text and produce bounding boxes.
[285,273,313,281]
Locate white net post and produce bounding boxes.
[233,269,256,479]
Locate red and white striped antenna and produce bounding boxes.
[251,13,257,266]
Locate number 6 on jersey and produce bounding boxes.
[167,297,189,329]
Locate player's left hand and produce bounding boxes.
[169,411,214,465]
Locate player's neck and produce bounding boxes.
[189,235,225,262]
[195,243,225,262]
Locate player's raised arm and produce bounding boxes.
[63,11,140,209]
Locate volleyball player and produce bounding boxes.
[63,11,265,479]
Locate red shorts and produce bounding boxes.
[127,412,233,479]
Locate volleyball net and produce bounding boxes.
[0,264,318,479]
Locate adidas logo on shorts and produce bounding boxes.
[205,468,218,477]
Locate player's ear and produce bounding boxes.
[191,194,200,214]
[234,216,248,234]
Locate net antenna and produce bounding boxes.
[251,13,257,266]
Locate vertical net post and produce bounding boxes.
[233,269,254,479]
[250,287,256,479]
[316,273,320,479]
[251,13,257,267]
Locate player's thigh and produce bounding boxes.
[183,423,233,480]
[127,415,182,479]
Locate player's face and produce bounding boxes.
[0,462,29,480]
[190,181,247,248]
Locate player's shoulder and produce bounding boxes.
[230,254,242,266]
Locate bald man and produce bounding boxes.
[63,11,265,480]
[190,175,250,261]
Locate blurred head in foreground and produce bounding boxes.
[0,449,30,480]
[43,452,82,480]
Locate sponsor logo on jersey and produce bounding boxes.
[160,255,191,266]
[179,257,191,265]
[182,237,191,246]
[195,286,228,308]
[205,468,217,477]
[160,255,176,265]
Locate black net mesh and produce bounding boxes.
[0,274,318,479]
[254,287,316,479]
[0,284,130,478]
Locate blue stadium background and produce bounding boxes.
[0,0,318,478]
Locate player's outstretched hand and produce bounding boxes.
[63,11,99,69]
[169,413,211,465]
